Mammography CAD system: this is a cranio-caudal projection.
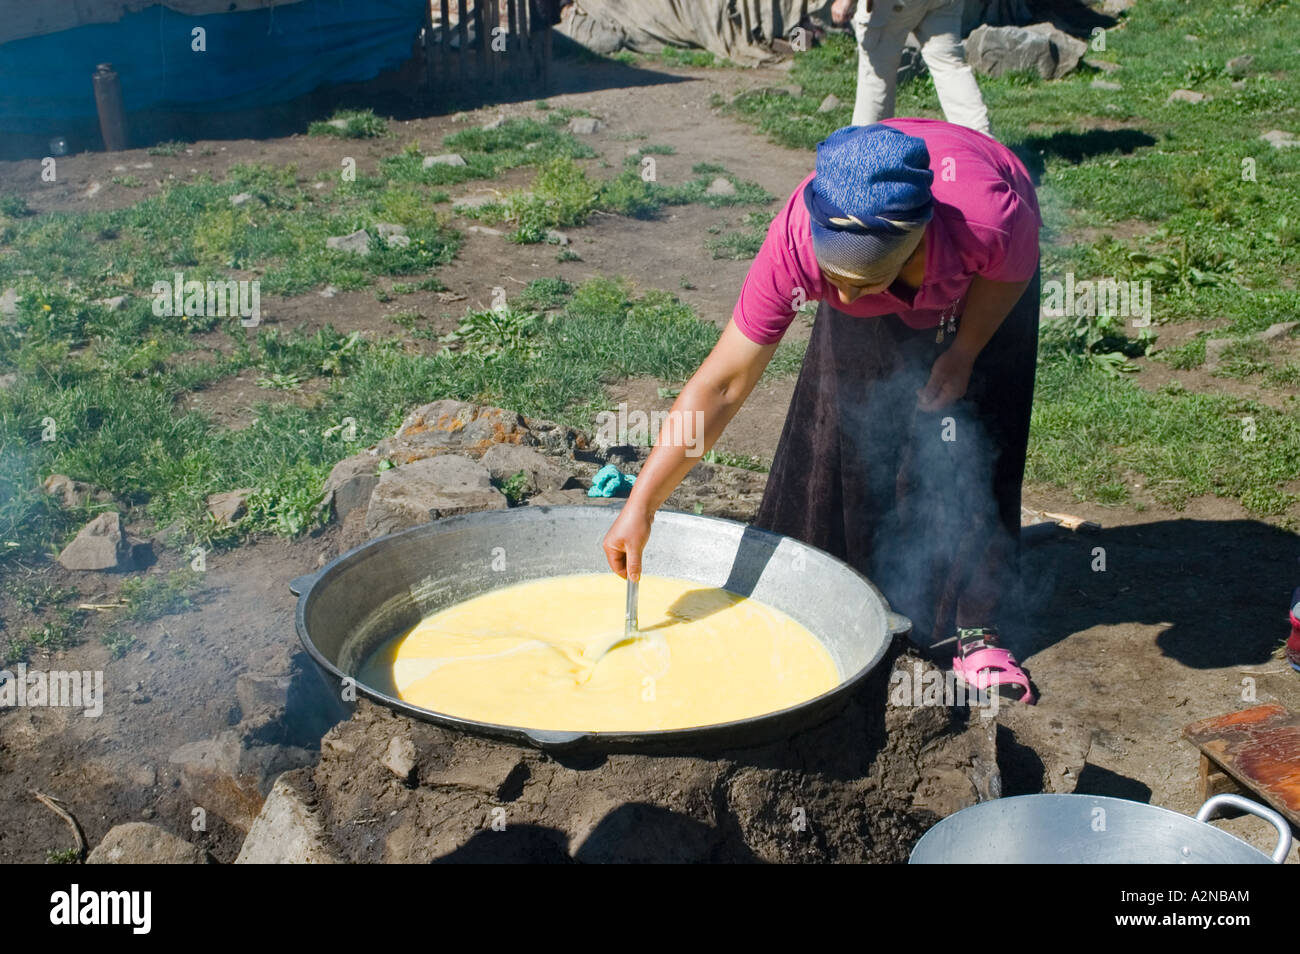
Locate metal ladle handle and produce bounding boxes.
[624,577,639,639]
[1195,793,1293,864]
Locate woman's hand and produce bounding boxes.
[917,343,975,411]
[602,505,654,581]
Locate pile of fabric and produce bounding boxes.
[556,0,828,65]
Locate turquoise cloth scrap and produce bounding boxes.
[588,464,637,497]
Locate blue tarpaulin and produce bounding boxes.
[0,0,425,129]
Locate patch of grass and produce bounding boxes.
[1158,335,1207,370]
[3,578,76,612]
[146,140,189,157]
[706,211,773,260]
[701,450,768,471]
[45,847,81,864]
[308,108,388,139]
[101,629,137,659]
[1211,338,1271,379]
[493,470,530,505]
[0,193,31,218]
[516,277,574,311]
[120,569,202,622]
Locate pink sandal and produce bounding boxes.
[952,627,1036,705]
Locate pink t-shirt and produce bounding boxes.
[732,117,1041,344]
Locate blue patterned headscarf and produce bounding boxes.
[806,124,934,284]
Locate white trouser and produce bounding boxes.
[851,0,991,135]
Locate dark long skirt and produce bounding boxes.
[753,264,1041,648]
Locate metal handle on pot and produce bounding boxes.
[886,612,912,637]
[1195,793,1292,864]
[288,572,320,597]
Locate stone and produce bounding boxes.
[1261,129,1299,149]
[95,295,128,310]
[364,455,507,537]
[86,823,212,864]
[482,115,507,131]
[1258,321,1299,343]
[206,488,254,525]
[236,672,292,719]
[544,229,571,246]
[43,474,104,509]
[0,373,15,390]
[965,25,1061,81]
[526,487,605,507]
[1225,54,1254,78]
[452,192,497,210]
[57,512,132,571]
[567,116,603,135]
[1167,88,1210,104]
[705,176,737,197]
[321,453,381,522]
[817,93,841,113]
[995,706,1094,794]
[319,285,339,298]
[1101,0,1134,13]
[325,229,371,255]
[1203,337,1231,371]
[1091,79,1122,90]
[236,772,341,864]
[326,118,349,130]
[382,737,416,780]
[467,225,505,236]
[169,731,314,833]
[229,192,253,206]
[480,443,577,496]
[377,223,410,249]
[0,287,19,316]
[1022,23,1088,77]
[379,400,534,464]
[423,153,467,168]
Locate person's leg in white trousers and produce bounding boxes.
[851,0,992,136]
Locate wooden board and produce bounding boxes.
[1183,703,1300,827]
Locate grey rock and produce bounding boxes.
[705,176,737,196]
[206,488,254,525]
[452,192,497,210]
[321,453,381,522]
[467,225,505,237]
[326,118,349,130]
[57,512,132,571]
[567,116,603,135]
[229,192,254,207]
[319,285,339,298]
[1023,23,1088,77]
[481,114,507,130]
[1258,321,1299,343]
[43,474,107,509]
[1091,79,1122,90]
[1261,129,1299,149]
[236,773,341,864]
[1167,88,1210,104]
[380,400,534,464]
[817,93,842,113]
[364,455,507,538]
[0,287,19,316]
[382,737,417,780]
[1101,0,1134,13]
[1225,54,1254,78]
[965,24,1073,81]
[544,229,571,246]
[325,229,371,256]
[1203,337,1231,371]
[377,223,410,249]
[423,153,467,168]
[0,373,15,390]
[95,295,128,310]
[526,487,604,507]
[87,823,212,864]
[480,443,577,495]
[236,672,292,719]
[169,731,314,833]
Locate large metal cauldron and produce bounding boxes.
[290,505,909,752]
[910,793,1293,864]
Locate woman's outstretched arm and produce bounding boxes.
[602,319,780,580]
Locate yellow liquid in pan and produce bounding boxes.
[364,573,839,732]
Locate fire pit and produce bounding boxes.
[290,505,909,752]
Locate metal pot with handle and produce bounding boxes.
[910,793,1293,864]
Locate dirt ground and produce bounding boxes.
[2,55,1298,863]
